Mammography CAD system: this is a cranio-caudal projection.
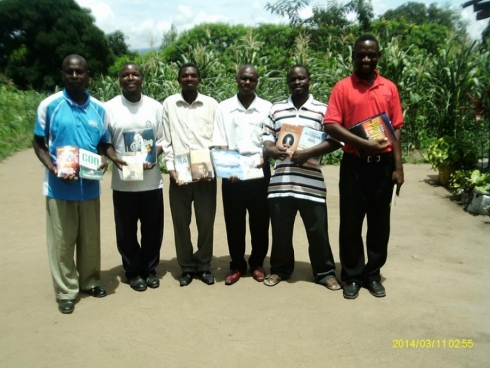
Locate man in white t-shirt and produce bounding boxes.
[105,63,164,292]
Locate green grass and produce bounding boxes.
[0,85,44,162]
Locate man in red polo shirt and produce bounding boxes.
[324,34,404,299]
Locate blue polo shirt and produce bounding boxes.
[34,89,110,201]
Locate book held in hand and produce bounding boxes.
[276,124,326,165]
[190,149,214,181]
[173,149,215,183]
[79,149,104,180]
[56,146,79,177]
[348,112,397,156]
[123,128,157,165]
[122,154,144,181]
[174,153,193,183]
[211,150,264,180]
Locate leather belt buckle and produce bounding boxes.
[367,155,381,163]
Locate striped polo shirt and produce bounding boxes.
[263,95,328,203]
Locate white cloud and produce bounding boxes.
[75,0,486,50]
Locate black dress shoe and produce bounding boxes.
[365,280,386,297]
[343,282,361,299]
[128,275,147,291]
[82,286,107,298]
[58,299,75,314]
[180,272,194,287]
[146,274,160,289]
[198,271,215,285]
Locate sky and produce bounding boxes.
[75,0,488,50]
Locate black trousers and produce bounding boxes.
[169,180,216,273]
[269,196,336,284]
[338,153,395,284]
[222,164,270,272]
[113,189,164,279]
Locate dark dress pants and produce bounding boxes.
[113,189,164,279]
[338,153,395,284]
[169,179,217,273]
[222,164,270,272]
[269,196,336,284]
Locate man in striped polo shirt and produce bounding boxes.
[262,65,341,290]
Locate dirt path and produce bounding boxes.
[0,149,488,368]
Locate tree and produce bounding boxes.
[0,0,113,91]
[380,2,466,36]
[346,0,374,32]
[160,24,178,50]
[265,0,310,26]
[106,30,135,59]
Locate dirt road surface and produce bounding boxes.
[0,149,488,368]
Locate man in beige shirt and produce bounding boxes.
[160,63,218,286]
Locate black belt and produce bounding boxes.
[344,152,393,163]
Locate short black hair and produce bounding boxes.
[287,65,310,81]
[353,34,380,51]
[118,62,142,77]
[178,63,200,78]
[61,54,87,70]
[237,64,258,78]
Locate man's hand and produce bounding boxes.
[362,138,389,155]
[291,150,309,166]
[169,170,188,186]
[265,145,289,161]
[227,175,241,183]
[110,157,127,171]
[97,156,109,174]
[392,168,404,196]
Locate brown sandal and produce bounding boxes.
[324,277,341,290]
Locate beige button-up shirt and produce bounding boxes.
[160,92,218,171]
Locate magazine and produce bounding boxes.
[122,154,144,181]
[79,148,104,180]
[211,150,264,180]
[123,128,157,165]
[173,149,214,183]
[276,124,326,165]
[348,112,397,156]
[56,146,79,177]
[174,153,193,183]
[190,149,214,181]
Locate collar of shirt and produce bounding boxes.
[176,91,205,106]
[230,93,262,113]
[63,89,90,110]
[286,93,314,110]
[351,69,383,87]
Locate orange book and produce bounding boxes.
[348,112,397,156]
[56,146,79,177]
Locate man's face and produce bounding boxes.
[198,163,207,175]
[287,67,310,98]
[236,67,258,96]
[178,66,200,92]
[353,40,380,79]
[61,57,89,92]
[119,64,143,95]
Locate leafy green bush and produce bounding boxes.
[0,84,44,161]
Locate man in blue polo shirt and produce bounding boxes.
[33,54,115,314]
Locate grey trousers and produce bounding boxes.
[169,180,216,272]
[46,197,101,300]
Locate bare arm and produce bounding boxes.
[33,135,57,175]
[391,129,404,196]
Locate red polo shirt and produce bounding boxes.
[324,70,404,155]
